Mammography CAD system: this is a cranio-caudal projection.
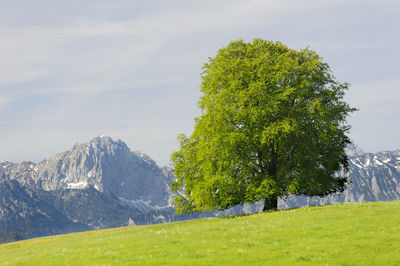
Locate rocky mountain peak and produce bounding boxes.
[346,142,365,157]
[0,136,172,207]
[90,134,127,148]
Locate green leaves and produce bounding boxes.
[171,39,355,213]
[261,118,297,146]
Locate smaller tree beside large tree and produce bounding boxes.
[171,39,356,213]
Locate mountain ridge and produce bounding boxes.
[0,135,172,208]
[280,148,400,208]
[1,135,400,241]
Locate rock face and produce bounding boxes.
[345,142,365,157]
[0,180,89,238]
[0,135,171,208]
[280,148,400,209]
[37,187,142,229]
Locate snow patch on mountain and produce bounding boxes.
[66,181,88,189]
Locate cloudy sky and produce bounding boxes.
[0,0,399,167]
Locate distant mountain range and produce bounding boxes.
[1,135,400,243]
[280,144,400,208]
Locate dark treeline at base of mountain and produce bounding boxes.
[1,136,400,243]
[0,232,25,244]
[0,179,199,242]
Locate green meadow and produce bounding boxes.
[1,201,399,265]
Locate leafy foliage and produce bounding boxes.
[171,39,356,213]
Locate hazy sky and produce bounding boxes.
[0,0,399,167]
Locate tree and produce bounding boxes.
[171,39,356,214]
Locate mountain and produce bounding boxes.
[0,135,179,240]
[36,187,186,228]
[36,186,141,229]
[0,179,187,241]
[280,147,400,208]
[345,142,365,157]
[0,180,89,238]
[0,135,172,209]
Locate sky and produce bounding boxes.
[0,0,399,167]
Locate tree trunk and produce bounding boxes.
[263,197,278,211]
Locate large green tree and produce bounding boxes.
[171,39,356,213]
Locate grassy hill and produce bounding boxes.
[1,201,400,265]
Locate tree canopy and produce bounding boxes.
[171,39,356,213]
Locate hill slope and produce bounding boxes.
[1,201,399,265]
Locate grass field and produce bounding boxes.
[1,201,400,265]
